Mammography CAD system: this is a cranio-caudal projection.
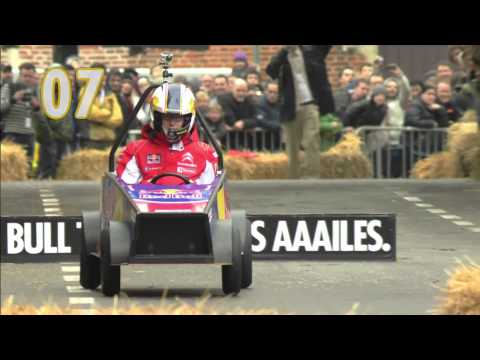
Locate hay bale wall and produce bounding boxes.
[412,114,480,180]
[56,135,371,181]
[0,141,29,181]
[224,134,372,180]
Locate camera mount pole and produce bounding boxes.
[160,53,174,84]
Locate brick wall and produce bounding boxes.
[16,45,367,89]
[17,45,54,69]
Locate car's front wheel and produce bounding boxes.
[79,212,101,290]
[221,224,242,296]
[100,222,121,297]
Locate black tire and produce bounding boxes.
[101,222,121,297]
[241,218,253,289]
[79,229,101,290]
[222,225,242,295]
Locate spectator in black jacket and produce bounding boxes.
[218,78,257,131]
[405,85,450,129]
[210,75,229,105]
[335,79,370,122]
[266,45,335,178]
[0,64,13,85]
[344,86,389,129]
[255,81,282,151]
[405,84,450,167]
[255,81,281,132]
[2,63,41,160]
[436,81,463,123]
[246,68,263,91]
[1,65,13,139]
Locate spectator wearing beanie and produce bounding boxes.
[231,51,249,79]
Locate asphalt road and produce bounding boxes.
[1,179,479,315]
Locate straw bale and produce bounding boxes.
[56,148,109,180]
[0,140,29,181]
[248,153,289,180]
[318,134,373,179]
[433,261,480,315]
[447,121,479,155]
[411,152,464,179]
[224,155,256,180]
[466,146,480,180]
[56,147,125,180]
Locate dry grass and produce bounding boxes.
[318,133,373,179]
[433,259,480,315]
[0,140,29,181]
[1,295,281,315]
[411,152,465,179]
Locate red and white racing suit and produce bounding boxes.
[116,124,218,185]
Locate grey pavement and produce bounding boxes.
[1,179,479,314]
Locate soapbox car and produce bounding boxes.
[79,59,252,297]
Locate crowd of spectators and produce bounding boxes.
[1,47,478,179]
[331,58,479,177]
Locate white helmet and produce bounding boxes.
[150,83,196,143]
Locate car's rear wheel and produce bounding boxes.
[80,212,101,290]
[232,210,253,289]
[101,222,121,297]
[80,232,101,290]
[222,223,242,296]
[241,218,253,289]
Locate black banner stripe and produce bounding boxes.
[1,215,396,262]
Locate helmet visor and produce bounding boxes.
[165,83,182,114]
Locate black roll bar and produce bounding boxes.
[109,84,160,172]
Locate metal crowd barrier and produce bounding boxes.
[221,129,284,153]
[128,128,285,153]
[355,126,449,179]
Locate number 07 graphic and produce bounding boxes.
[40,67,105,120]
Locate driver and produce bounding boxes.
[116,83,218,185]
